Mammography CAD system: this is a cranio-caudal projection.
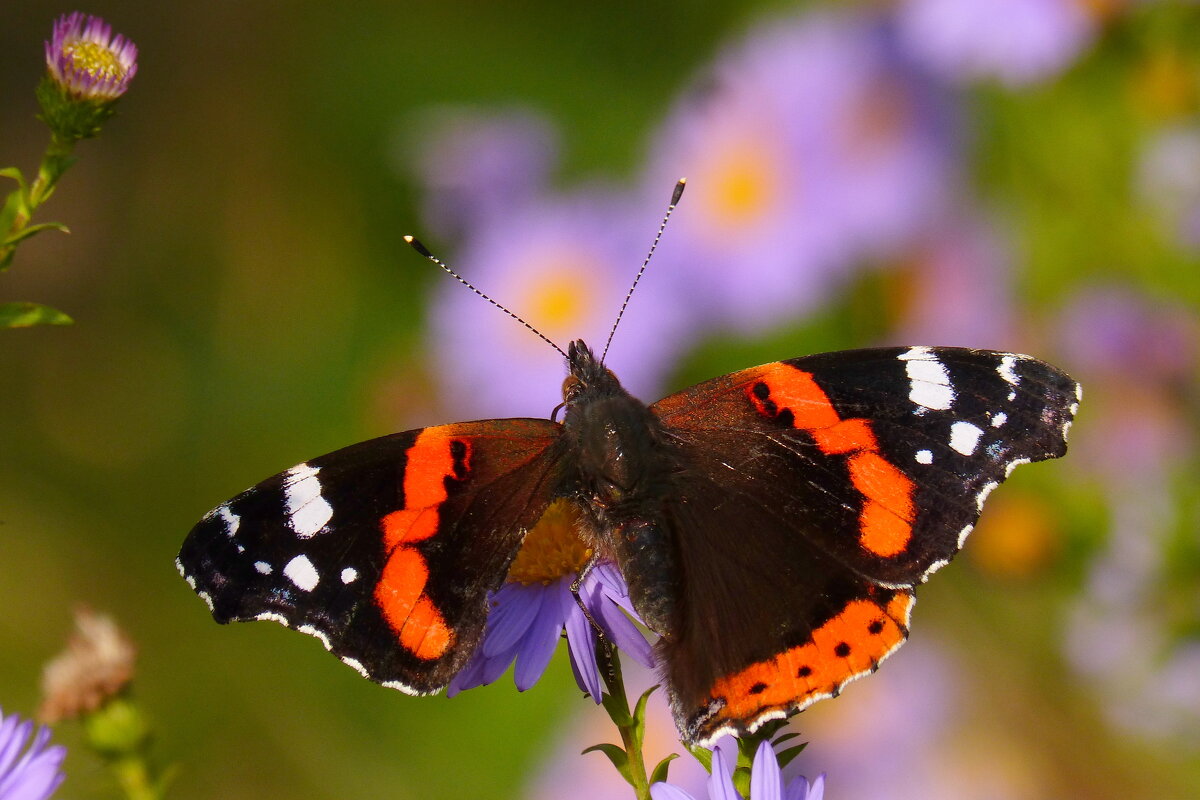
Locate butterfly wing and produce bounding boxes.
[649,346,1079,743]
[177,418,565,694]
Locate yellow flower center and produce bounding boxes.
[506,499,593,585]
[527,272,586,332]
[699,141,779,230]
[64,41,126,81]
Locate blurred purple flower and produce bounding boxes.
[644,11,955,334]
[894,0,1096,87]
[45,12,137,101]
[405,106,559,239]
[650,740,824,800]
[891,214,1016,348]
[1057,286,1200,742]
[449,502,654,699]
[1136,124,1200,251]
[427,184,693,419]
[0,708,66,800]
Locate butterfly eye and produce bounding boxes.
[562,374,584,402]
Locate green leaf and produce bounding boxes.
[0,301,74,328]
[0,166,27,191]
[582,743,634,786]
[776,743,807,769]
[686,743,714,773]
[600,690,633,727]
[649,753,679,786]
[629,684,659,750]
[3,220,69,246]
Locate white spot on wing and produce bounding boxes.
[284,554,320,591]
[991,412,1007,428]
[255,612,290,626]
[341,656,369,678]
[1004,456,1032,478]
[998,355,1020,386]
[341,567,358,584]
[915,449,933,465]
[284,463,334,538]
[949,421,984,456]
[197,590,214,611]
[899,348,954,410]
[976,481,999,511]
[957,524,974,548]
[254,561,272,575]
[297,623,332,651]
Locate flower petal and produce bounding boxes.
[563,582,603,700]
[652,782,699,800]
[482,583,543,657]
[513,580,569,690]
[749,740,782,800]
[707,742,741,800]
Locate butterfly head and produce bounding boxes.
[562,339,623,405]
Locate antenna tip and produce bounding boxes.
[405,235,434,258]
[671,178,687,205]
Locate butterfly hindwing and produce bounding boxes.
[649,346,1079,742]
[177,418,564,694]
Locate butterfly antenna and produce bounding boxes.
[404,235,568,360]
[600,177,686,365]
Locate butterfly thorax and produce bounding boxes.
[560,340,681,636]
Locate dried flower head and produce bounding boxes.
[39,608,137,724]
[44,12,137,102]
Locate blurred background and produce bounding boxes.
[1,0,1198,797]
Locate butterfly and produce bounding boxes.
[177,182,1080,746]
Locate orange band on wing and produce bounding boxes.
[748,365,915,558]
[703,591,913,735]
[374,428,469,661]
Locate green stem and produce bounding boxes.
[1,133,76,264]
[110,753,162,800]
[599,645,653,800]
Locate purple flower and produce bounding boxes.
[448,501,654,700]
[650,740,824,800]
[426,184,693,419]
[404,107,559,239]
[44,12,137,102]
[0,708,66,800]
[890,214,1016,349]
[644,11,954,334]
[893,0,1095,87]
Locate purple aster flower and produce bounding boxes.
[448,500,654,700]
[650,740,825,800]
[45,12,137,102]
[893,0,1095,88]
[890,214,1016,349]
[405,106,559,239]
[0,708,66,800]
[427,184,693,420]
[643,10,954,334]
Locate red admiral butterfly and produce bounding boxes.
[178,182,1080,745]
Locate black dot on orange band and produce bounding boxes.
[749,682,768,695]
[834,642,851,658]
[797,665,812,677]
[868,619,885,635]
[752,382,770,400]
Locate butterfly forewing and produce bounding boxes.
[177,418,565,694]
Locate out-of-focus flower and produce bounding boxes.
[1057,286,1200,742]
[44,12,137,102]
[40,608,136,724]
[894,0,1096,88]
[645,11,954,334]
[889,214,1016,349]
[448,500,654,699]
[1136,124,1200,251]
[427,184,692,419]
[0,708,66,800]
[404,106,559,239]
[650,739,824,800]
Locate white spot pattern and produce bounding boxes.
[915,449,933,465]
[341,567,358,584]
[284,554,320,591]
[254,561,272,575]
[949,421,984,456]
[898,347,954,411]
[284,463,334,538]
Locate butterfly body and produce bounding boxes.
[178,342,1079,745]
